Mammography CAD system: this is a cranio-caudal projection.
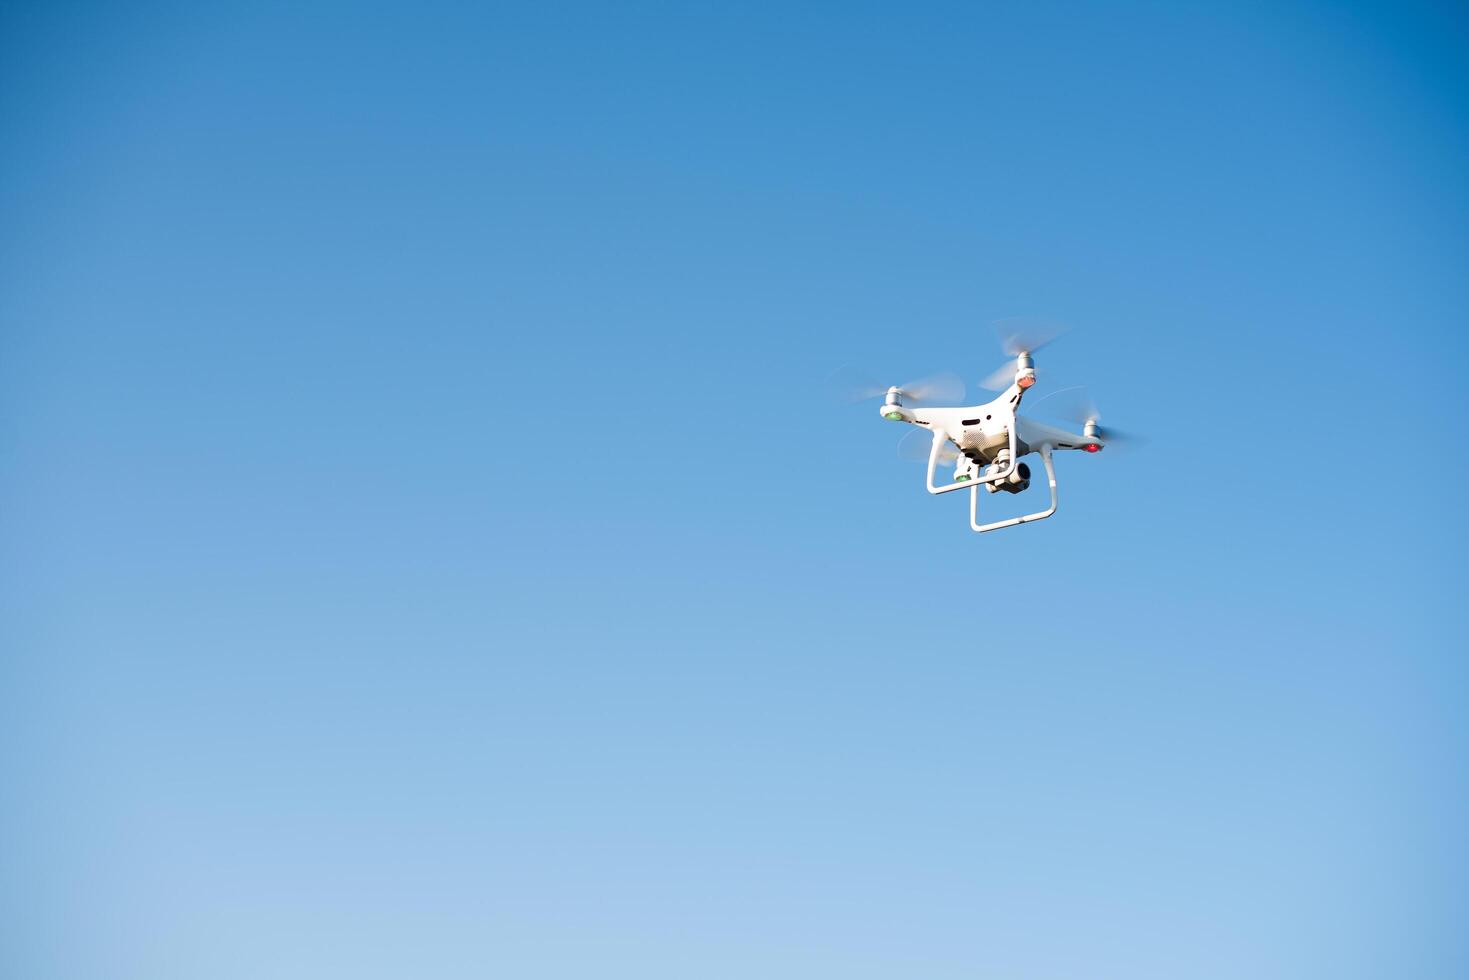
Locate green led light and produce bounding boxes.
[956,474,971,482]
[883,411,903,421]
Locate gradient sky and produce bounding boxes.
[2,2,1466,978]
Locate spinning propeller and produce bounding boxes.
[1025,384,1142,451]
[897,427,961,463]
[826,365,965,407]
[978,317,1070,391]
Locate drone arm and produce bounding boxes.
[925,419,1020,495]
[970,444,1058,534]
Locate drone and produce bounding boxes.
[842,322,1134,535]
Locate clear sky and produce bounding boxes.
[2,1,1466,977]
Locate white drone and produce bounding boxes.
[842,321,1135,534]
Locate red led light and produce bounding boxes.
[1082,443,1102,453]
[1017,374,1036,389]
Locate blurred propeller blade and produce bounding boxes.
[826,366,964,407]
[978,360,1017,392]
[897,427,961,463]
[825,364,890,404]
[992,316,1071,357]
[898,371,965,407]
[1094,425,1145,448]
[1026,384,1099,425]
[1026,384,1146,451]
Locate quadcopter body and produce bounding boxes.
[861,330,1127,535]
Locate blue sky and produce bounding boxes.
[2,1,1466,977]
